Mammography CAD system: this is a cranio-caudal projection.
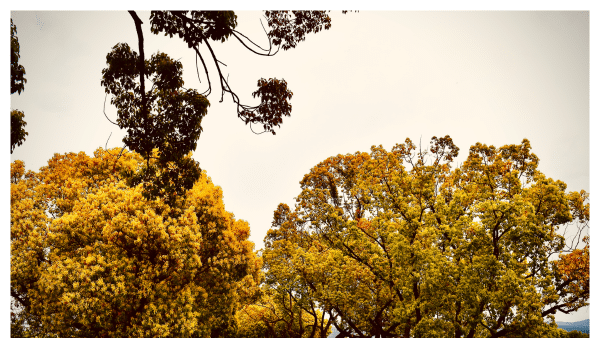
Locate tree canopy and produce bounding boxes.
[11,149,261,337]
[263,136,589,338]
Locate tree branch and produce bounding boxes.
[193,45,212,96]
[128,11,146,117]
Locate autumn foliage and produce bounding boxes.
[10,136,588,338]
[11,149,261,337]
[235,288,331,338]
[263,136,589,338]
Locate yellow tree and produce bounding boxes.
[234,286,331,338]
[11,148,261,338]
[232,203,333,338]
[265,136,589,338]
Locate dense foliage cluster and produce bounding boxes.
[264,10,332,51]
[263,136,589,338]
[10,18,26,95]
[101,43,208,205]
[11,149,261,337]
[10,18,28,153]
[11,109,28,153]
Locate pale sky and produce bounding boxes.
[7,10,592,323]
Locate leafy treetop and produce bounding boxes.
[263,136,589,338]
[11,149,262,337]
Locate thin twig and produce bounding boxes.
[103,93,118,126]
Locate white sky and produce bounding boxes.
[6,8,594,325]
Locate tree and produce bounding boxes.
[11,149,261,337]
[253,203,337,338]
[100,11,344,204]
[101,43,209,206]
[234,280,332,338]
[264,136,589,338]
[11,18,28,153]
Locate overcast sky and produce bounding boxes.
[8,10,591,322]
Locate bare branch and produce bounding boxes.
[230,29,279,56]
[249,123,270,135]
[193,45,212,96]
[105,132,112,150]
[203,39,227,103]
[103,93,119,126]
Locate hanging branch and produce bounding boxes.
[203,39,228,103]
[103,93,119,126]
[105,10,343,141]
[193,45,212,96]
[149,11,323,135]
[230,28,278,56]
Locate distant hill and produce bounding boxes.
[556,319,589,334]
[327,320,590,337]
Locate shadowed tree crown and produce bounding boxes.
[101,10,348,206]
[11,18,28,153]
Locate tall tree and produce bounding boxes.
[264,136,589,338]
[11,149,262,337]
[11,18,28,153]
[101,10,344,205]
